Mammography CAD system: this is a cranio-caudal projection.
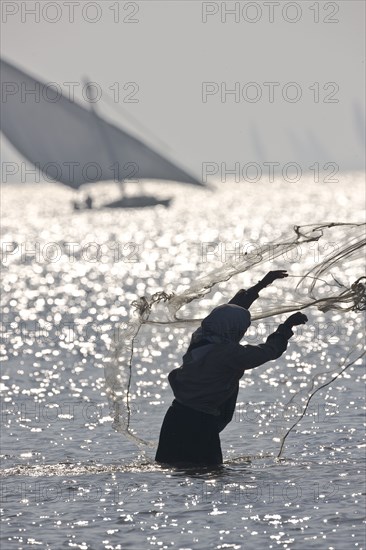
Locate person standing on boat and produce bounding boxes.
[85,195,93,210]
[155,270,308,466]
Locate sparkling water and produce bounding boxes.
[1,175,365,549]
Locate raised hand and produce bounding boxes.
[284,312,308,328]
[259,270,288,288]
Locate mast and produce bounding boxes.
[83,77,125,196]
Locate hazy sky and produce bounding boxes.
[1,0,365,178]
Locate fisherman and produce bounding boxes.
[155,270,308,466]
[85,195,93,210]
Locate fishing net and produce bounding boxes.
[104,222,366,456]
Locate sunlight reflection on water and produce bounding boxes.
[1,175,365,549]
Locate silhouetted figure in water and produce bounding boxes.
[155,270,308,466]
[85,195,93,210]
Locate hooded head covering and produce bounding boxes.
[190,304,251,347]
[182,305,251,365]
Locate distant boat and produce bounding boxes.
[0,58,204,208]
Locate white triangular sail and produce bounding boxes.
[0,58,203,188]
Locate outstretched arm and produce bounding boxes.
[216,312,308,432]
[237,312,308,371]
[228,270,288,309]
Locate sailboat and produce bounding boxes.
[0,58,204,208]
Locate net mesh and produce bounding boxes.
[103,222,366,454]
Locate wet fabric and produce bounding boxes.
[155,400,223,465]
